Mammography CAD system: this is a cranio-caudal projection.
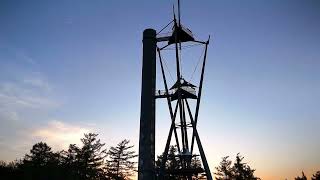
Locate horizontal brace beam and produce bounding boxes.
[156,36,171,42]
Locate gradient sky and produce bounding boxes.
[0,1,319,179]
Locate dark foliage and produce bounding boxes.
[312,171,320,180]
[295,171,307,180]
[215,156,233,180]
[0,136,318,180]
[106,139,137,180]
[0,160,23,180]
[215,153,260,180]
[74,133,107,179]
[0,133,136,180]
[21,142,64,179]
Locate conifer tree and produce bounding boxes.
[215,156,233,180]
[312,171,320,180]
[76,133,108,180]
[106,139,137,180]
[295,171,307,180]
[215,153,260,180]
[22,142,62,180]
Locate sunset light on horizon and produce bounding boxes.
[0,1,319,180]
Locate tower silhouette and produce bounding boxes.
[138,1,212,180]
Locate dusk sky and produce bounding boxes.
[0,1,319,179]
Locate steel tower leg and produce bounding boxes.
[138,29,157,180]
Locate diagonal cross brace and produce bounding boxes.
[185,99,213,180]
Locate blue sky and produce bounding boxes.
[0,1,319,179]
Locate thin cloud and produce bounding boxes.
[22,75,52,92]
[0,70,59,118]
[32,120,91,150]
[0,45,37,65]
[0,81,59,110]
[0,109,19,121]
[14,47,37,65]
[0,120,91,161]
[0,47,64,161]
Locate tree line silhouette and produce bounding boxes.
[0,133,319,180]
[214,154,319,180]
[0,133,137,180]
[294,171,320,180]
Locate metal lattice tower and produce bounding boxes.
[138,1,212,180]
